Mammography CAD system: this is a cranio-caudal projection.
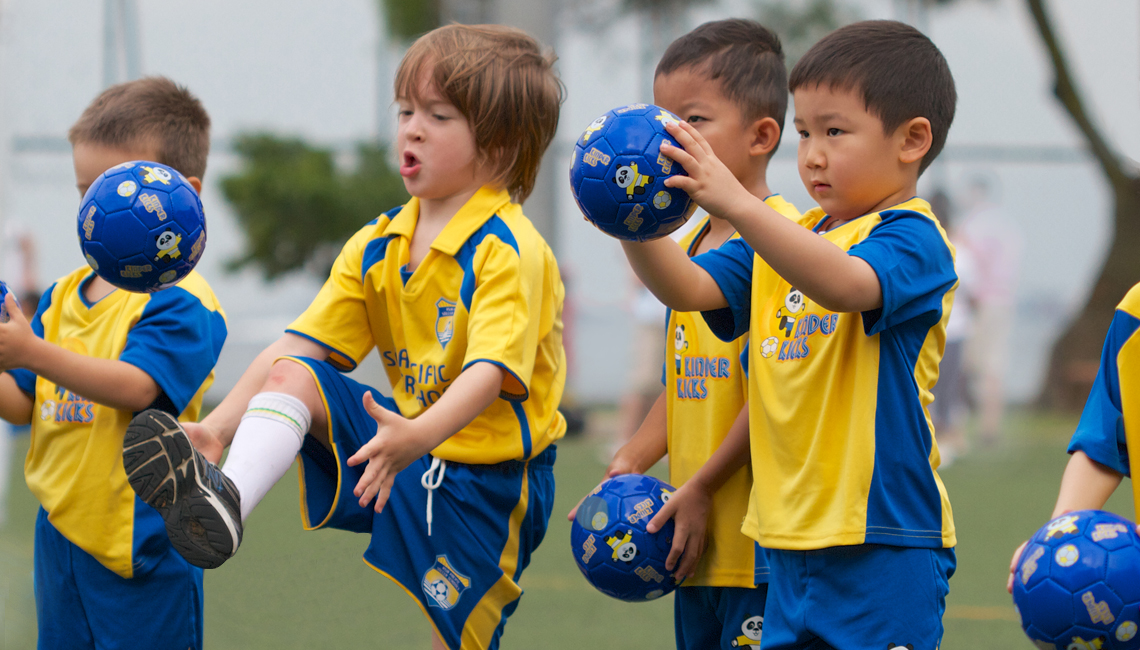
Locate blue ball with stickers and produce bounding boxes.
[77,161,206,293]
[0,280,18,322]
[569,104,696,242]
[570,473,681,602]
[1013,509,1140,648]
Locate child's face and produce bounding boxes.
[396,79,486,203]
[72,142,160,198]
[653,67,760,184]
[72,142,201,199]
[793,85,914,221]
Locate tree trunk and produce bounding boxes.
[1028,0,1140,409]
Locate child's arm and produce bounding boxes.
[647,404,750,581]
[621,239,729,313]
[661,120,882,313]
[0,372,32,425]
[1008,451,1124,593]
[0,294,158,411]
[567,391,668,521]
[189,333,330,462]
[349,361,506,513]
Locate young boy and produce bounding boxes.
[622,21,959,647]
[1007,282,1140,592]
[122,24,565,650]
[577,19,801,649]
[0,77,226,650]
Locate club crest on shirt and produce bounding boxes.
[435,298,456,348]
[422,555,470,610]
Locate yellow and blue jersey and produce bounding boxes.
[287,186,566,464]
[1068,283,1140,479]
[8,267,226,578]
[665,196,799,587]
[692,198,957,551]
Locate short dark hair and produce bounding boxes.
[789,20,956,174]
[69,76,211,179]
[655,19,788,147]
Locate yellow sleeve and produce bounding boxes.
[461,237,546,400]
[287,225,377,370]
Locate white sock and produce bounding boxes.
[222,392,312,522]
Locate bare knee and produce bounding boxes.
[261,360,329,447]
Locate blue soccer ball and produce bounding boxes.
[570,473,681,601]
[77,161,206,293]
[569,104,696,241]
[0,280,18,322]
[1013,509,1140,648]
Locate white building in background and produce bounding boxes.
[0,0,1136,405]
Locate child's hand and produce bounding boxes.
[1007,540,1028,594]
[348,391,434,513]
[0,293,36,371]
[646,479,712,583]
[660,120,756,221]
[566,454,640,521]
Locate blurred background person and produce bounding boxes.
[617,273,667,456]
[958,175,1022,446]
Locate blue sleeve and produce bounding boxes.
[119,287,227,414]
[740,339,749,378]
[847,210,957,335]
[691,238,755,342]
[8,284,56,395]
[1068,309,1140,476]
[660,308,671,387]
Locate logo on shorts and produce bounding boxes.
[435,298,456,348]
[422,555,470,610]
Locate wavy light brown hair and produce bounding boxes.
[69,76,211,179]
[395,24,564,202]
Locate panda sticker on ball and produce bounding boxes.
[77,161,206,293]
[569,104,697,241]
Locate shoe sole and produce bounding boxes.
[123,411,241,569]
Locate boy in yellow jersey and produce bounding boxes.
[1007,283,1140,592]
[0,77,225,650]
[572,19,798,649]
[122,25,565,650]
[620,21,959,649]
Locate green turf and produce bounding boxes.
[0,409,1133,648]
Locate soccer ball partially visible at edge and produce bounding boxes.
[570,473,681,602]
[77,160,206,293]
[1013,509,1140,649]
[569,104,696,242]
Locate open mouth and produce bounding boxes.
[400,152,421,177]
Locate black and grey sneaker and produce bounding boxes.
[123,409,243,569]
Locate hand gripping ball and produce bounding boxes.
[569,104,696,241]
[570,473,682,601]
[1013,509,1140,649]
[77,161,206,293]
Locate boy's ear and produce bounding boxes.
[748,117,782,158]
[897,117,933,165]
[187,176,203,194]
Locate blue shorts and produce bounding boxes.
[287,357,557,650]
[763,544,955,650]
[675,584,769,649]
[34,507,204,650]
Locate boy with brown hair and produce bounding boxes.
[621,21,959,648]
[0,76,226,650]
[123,24,565,650]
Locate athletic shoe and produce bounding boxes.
[123,409,243,569]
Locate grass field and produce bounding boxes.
[0,408,1134,649]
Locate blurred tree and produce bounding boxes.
[756,0,859,65]
[221,135,408,280]
[1023,0,1140,408]
[377,0,439,42]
